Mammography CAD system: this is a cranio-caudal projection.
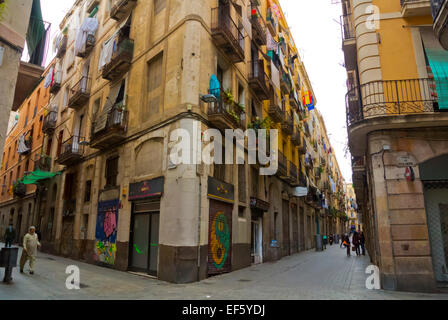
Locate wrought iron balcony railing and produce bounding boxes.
[248,60,270,100]
[34,154,52,171]
[211,4,245,63]
[266,7,278,36]
[90,103,129,149]
[42,110,57,135]
[208,89,244,130]
[56,135,85,166]
[346,78,439,127]
[110,0,137,21]
[250,2,267,46]
[278,151,288,177]
[340,13,355,41]
[102,38,134,81]
[68,76,91,110]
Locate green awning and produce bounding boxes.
[20,169,61,185]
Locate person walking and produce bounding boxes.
[20,226,41,275]
[322,235,327,250]
[3,223,15,248]
[360,231,366,256]
[329,234,334,246]
[340,234,345,248]
[353,231,361,256]
[343,234,351,257]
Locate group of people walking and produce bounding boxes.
[341,231,365,257]
[3,224,41,275]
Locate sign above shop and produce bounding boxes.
[129,177,164,201]
[250,197,270,211]
[207,177,234,204]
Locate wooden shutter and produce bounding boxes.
[145,53,163,119]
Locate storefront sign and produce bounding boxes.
[129,177,164,201]
[250,197,270,211]
[396,155,416,167]
[207,177,234,204]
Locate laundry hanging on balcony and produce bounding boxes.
[98,16,131,70]
[209,74,221,99]
[74,17,99,57]
[271,62,280,91]
[17,135,31,154]
[93,82,123,134]
[44,66,55,88]
[420,27,448,110]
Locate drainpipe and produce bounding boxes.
[197,178,202,282]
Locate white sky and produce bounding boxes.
[40,0,352,182]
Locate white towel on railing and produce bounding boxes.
[74,17,98,56]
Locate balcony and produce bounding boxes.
[346,78,443,155]
[248,60,270,100]
[208,89,243,130]
[56,136,85,166]
[298,136,307,155]
[280,70,292,94]
[13,182,26,198]
[303,121,311,137]
[401,0,432,17]
[433,0,448,50]
[42,110,57,135]
[90,103,129,149]
[56,35,68,59]
[250,3,267,46]
[281,110,294,136]
[268,91,283,123]
[102,38,134,81]
[340,13,357,71]
[76,34,95,58]
[34,154,52,171]
[49,71,62,94]
[266,7,278,36]
[277,151,288,177]
[291,130,300,146]
[68,77,90,110]
[110,0,137,21]
[211,5,245,64]
[289,161,298,185]
[289,91,299,109]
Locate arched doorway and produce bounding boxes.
[420,154,448,284]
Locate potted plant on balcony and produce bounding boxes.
[223,89,234,105]
[227,109,240,124]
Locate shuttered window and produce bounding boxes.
[144,53,163,120]
[105,156,119,187]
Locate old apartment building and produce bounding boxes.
[342,0,448,291]
[0,0,347,283]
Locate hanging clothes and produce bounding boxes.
[44,66,54,88]
[74,17,98,56]
[17,135,31,154]
[271,62,280,91]
[210,74,221,99]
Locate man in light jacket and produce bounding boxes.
[20,226,41,275]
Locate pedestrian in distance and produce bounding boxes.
[20,226,41,275]
[340,234,345,248]
[343,234,351,257]
[360,231,366,256]
[322,235,327,250]
[353,231,361,256]
[329,234,334,246]
[3,223,15,248]
[35,228,42,242]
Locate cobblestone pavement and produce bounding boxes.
[1,243,447,300]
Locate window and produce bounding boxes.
[105,156,119,187]
[144,53,163,119]
[154,0,166,15]
[57,131,64,156]
[84,180,92,202]
[238,206,245,218]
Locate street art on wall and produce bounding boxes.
[94,199,119,265]
[210,211,230,270]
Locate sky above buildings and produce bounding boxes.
[40,0,351,182]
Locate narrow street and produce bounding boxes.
[1,243,447,300]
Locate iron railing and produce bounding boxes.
[43,110,57,133]
[208,89,244,129]
[92,104,129,139]
[340,13,355,41]
[278,152,288,176]
[346,78,439,127]
[58,136,85,161]
[211,4,245,60]
[248,59,270,98]
[430,0,445,19]
[250,1,267,45]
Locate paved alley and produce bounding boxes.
[1,243,447,300]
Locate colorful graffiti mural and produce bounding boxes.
[94,199,119,265]
[210,211,230,269]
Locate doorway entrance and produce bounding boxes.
[129,201,160,276]
[251,217,263,264]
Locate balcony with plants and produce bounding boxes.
[34,153,52,172]
[90,102,129,149]
[13,181,26,198]
[211,3,245,64]
[102,37,134,81]
[250,1,267,46]
[208,89,245,130]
